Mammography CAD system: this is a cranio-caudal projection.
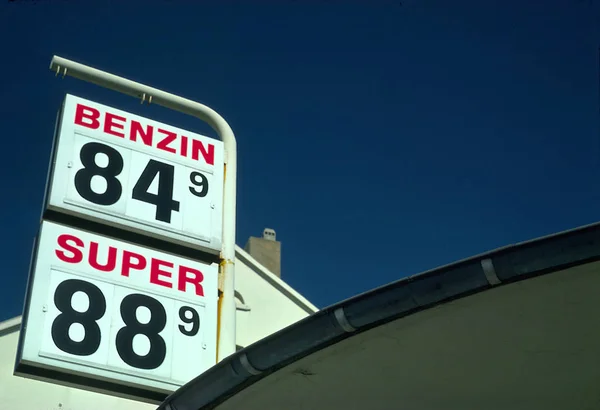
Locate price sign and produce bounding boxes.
[46,94,224,255]
[15,220,218,399]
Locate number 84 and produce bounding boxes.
[74,142,209,224]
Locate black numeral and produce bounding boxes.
[51,279,106,356]
[116,293,167,370]
[132,159,180,223]
[50,280,198,370]
[75,142,123,206]
[178,306,200,336]
[189,171,209,198]
[74,142,211,224]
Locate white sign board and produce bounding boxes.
[46,94,225,255]
[15,220,218,401]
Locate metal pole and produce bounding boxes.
[49,56,238,362]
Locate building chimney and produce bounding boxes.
[244,228,281,278]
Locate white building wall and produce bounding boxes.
[0,245,318,410]
[234,247,316,348]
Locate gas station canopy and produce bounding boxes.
[159,222,600,410]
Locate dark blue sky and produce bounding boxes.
[0,0,598,322]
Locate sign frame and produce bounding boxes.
[16,55,240,403]
[14,220,219,403]
[44,94,225,256]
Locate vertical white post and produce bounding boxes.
[48,56,238,362]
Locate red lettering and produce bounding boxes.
[191,139,215,165]
[150,258,173,289]
[156,129,177,154]
[88,242,117,272]
[104,113,126,138]
[121,251,146,277]
[74,104,100,129]
[181,135,188,157]
[73,101,217,167]
[55,233,210,296]
[130,120,153,146]
[178,266,204,296]
[55,234,84,263]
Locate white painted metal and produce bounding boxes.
[49,56,238,362]
[16,220,218,396]
[48,94,225,254]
